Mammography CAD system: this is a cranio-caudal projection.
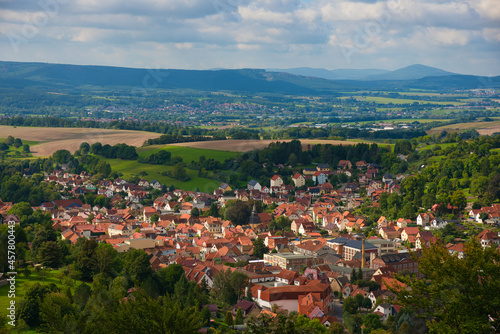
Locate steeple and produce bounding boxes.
[249,204,260,226]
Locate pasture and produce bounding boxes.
[107,159,220,193]
[137,145,239,162]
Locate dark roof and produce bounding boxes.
[378,252,412,264]
[327,237,377,251]
[233,299,255,313]
[248,180,260,186]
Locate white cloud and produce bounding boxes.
[469,0,500,21]
[0,0,497,75]
[482,28,500,42]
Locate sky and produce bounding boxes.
[0,0,499,76]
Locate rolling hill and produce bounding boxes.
[0,61,498,95]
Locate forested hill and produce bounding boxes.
[1,61,500,94]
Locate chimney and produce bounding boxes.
[361,238,366,269]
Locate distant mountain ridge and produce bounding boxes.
[0,61,498,94]
[267,64,458,81]
[266,67,390,80]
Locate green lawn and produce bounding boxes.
[0,137,38,159]
[137,145,239,163]
[0,268,78,317]
[107,158,221,193]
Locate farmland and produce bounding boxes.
[428,121,500,135]
[355,96,466,106]
[167,139,362,152]
[0,126,162,157]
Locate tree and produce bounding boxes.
[201,306,211,327]
[225,310,234,328]
[206,201,219,217]
[252,238,269,259]
[95,242,120,276]
[363,313,383,332]
[40,292,77,333]
[75,239,98,281]
[7,202,33,226]
[31,226,57,261]
[150,213,160,223]
[190,207,200,217]
[18,283,55,328]
[172,162,190,181]
[392,239,500,334]
[52,149,72,164]
[236,307,244,325]
[123,248,154,282]
[158,263,185,295]
[5,136,14,145]
[288,153,298,166]
[73,283,92,310]
[470,176,490,196]
[343,296,358,315]
[212,268,248,306]
[225,201,251,225]
[13,138,23,148]
[362,297,372,309]
[450,189,467,212]
[37,241,62,268]
[329,322,345,334]
[350,268,357,283]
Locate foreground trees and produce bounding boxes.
[392,239,500,334]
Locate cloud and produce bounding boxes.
[0,0,497,75]
[469,0,500,21]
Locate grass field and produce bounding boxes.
[0,126,162,157]
[107,159,221,193]
[346,139,394,152]
[0,137,39,159]
[356,96,465,106]
[0,268,85,318]
[398,92,468,97]
[137,145,239,162]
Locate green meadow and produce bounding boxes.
[137,145,239,163]
[106,146,242,192]
[0,137,38,158]
[0,268,88,318]
[107,158,221,193]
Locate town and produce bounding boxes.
[1,144,499,333]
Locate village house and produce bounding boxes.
[292,173,306,188]
[247,180,262,191]
[326,237,378,261]
[270,175,284,188]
